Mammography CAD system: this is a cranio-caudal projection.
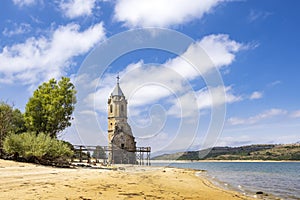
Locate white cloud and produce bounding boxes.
[199,34,243,67]
[165,34,244,81]
[87,62,182,114]
[197,86,242,108]
[228,109,287,125]
[139,34,243,118]
[250,91,263,100]
[12,0,37,7]
[166,91,198,118]
[86,34,245,119]
[168,86,242,118]
[114,0,227,27]
[290,110,300,118]
[74,33,247,151]
[248,10,273,23]
[2,23,31,37]
[129,84,172,107]
[0,22,105,85]
[59,0,96,19]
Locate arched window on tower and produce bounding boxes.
[121,105,124,112]
[110,104,113,113]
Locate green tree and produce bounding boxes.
[25,77,76,138]
[11,109,26,134]
[0,102,13,155]
[3,132,73,162]
[0,102,26,156]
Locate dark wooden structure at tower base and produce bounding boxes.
[73,145,151,166]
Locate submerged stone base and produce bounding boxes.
[109,148,136,164]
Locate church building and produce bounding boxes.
[107,76,136,164]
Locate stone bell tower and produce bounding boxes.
[108,75,136,164]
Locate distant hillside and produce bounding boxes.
[152,144,300,161]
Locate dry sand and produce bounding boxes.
[0,159,255,200]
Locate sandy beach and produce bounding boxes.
[0,159,254,200]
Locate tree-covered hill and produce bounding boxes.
[152,144,300,161]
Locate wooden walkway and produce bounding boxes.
[73,145,151,165]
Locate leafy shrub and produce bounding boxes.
[3,132,73,162]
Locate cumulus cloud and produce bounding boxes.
[75,33,246,151]
[168,86,242,118]
[85,34,245,119]
[0,22,105,85]
[86,62,181,114]
[199,34,243,67]
[250,91,263,100]
[228,109,287,125]
[114,0,227,27]
[197,86,242,109]
[165,34,243,81]
[59,0,96,18]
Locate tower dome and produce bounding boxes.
[111,74,124,96]
[111,81,124,96]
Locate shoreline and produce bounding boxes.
[0,159,256,200]
[151,160,299,200]
[151,159,300,163]
[151,160,283,199]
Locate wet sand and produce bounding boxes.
[0,159,254,200]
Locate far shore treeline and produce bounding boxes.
[152,143,300,161]
[0,77,76,166]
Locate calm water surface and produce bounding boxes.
[151,161,300,200]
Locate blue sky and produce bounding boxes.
[0,0,299,154]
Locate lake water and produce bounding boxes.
[151,161,300,200]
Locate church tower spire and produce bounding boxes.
[107,75,136,164]
[111,74,124,97]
